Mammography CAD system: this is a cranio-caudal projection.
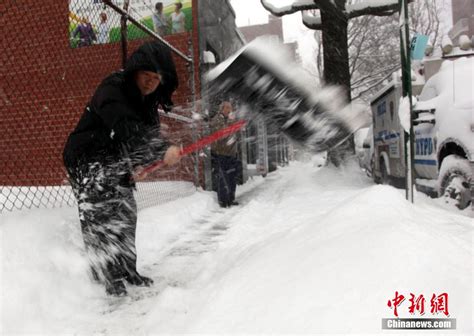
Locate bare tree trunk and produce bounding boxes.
[320,9,351,101]
[320,6,354,165]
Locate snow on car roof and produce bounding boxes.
[433,56,473,99]
[416,56,473,110]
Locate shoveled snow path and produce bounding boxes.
[69,161,365,334]
[97,163,318,332]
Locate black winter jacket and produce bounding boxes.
[63,42,178,178]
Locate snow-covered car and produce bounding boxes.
[370,56,473,209]
[413,56,473,209]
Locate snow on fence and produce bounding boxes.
[0,0,202,214]
[0,181,196,213]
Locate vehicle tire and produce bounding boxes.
[438,155,472,210]
[367,153,375,178]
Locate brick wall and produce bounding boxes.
[0,0,202,187]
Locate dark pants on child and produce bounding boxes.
[212,153,238,207]
[65,160,139,285]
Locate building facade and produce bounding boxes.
[449,0,474,44]
[238,15,297,172]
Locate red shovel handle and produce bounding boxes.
[137,120,246,179]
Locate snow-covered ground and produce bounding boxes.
[1,157,472,334]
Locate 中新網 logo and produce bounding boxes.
[382,291,456,330]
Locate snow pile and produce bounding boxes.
[417,57,474,110]
[0,208,93,333]
[176,163,472,334]
[442,57,473,109]
[398,95,411,133]
[302,10,321,26]
[398,95,418,133]
[442,35,454,54]
[0,192,216,334]
[260,0,315,15]
[1,159,472,334]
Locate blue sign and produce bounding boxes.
[410,34,429,60]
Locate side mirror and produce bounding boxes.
[413,109,436,126]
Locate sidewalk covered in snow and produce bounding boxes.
[1,159,472,334]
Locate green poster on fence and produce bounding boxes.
[69,0,193,48]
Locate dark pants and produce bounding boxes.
[212,153,238,207]
[65,161,138,284]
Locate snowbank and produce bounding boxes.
[170,163,473,334]
[0,191,215,334]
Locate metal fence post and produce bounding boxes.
[120,0,130,68]
[187,37,200,188]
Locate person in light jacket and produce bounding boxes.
[170,2,186,33]
[210,101,241,208]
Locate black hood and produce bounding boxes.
[125,41,179,111]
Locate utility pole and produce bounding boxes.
[399,0,415,203]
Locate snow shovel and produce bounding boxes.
[205,38,369,152]
[136,120,246,179]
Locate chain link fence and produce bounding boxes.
[0,0,202,213]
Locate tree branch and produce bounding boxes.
[352,66,400,100]
[348,16,371,48]
[302,10,323,29]
[346,0,412,19]
[349,17,373,76]
[260,0,318,17]
[352,64,399,86]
